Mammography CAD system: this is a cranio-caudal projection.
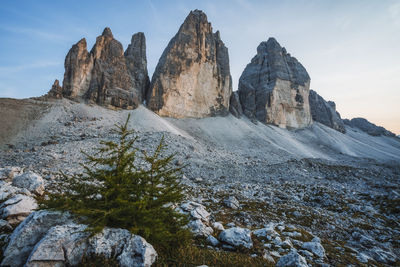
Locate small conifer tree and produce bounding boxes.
[39,115,190,248]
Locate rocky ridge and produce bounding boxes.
[146,10,232,118]
[309,90,346,133]
[344,118,396,137]
[51,28,149,109]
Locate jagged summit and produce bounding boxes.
[238,37,312,128]
[101,27,113,38]
[146,9,232,118]
[48,28,149,109]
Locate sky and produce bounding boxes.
[0,0,399,134]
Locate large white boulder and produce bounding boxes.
[219,227,253,249]
[0,194,38,225]
[12,171,45,196]
[1,210,73,267]
[25,224,89,267]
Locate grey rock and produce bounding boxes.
[223,196,239,209]
[262,250,276,263]
[1,210,72,267]
[219,227,253,249]
[212,222,225,231]
[309,90,345,133]
[124,32,150,101]
[117,234,158,267]
[179,201,210,223]
[0,219,12,231]
[238,37,312,128]
[370,247,397,264]
[253,224,278,238]
[206,235,220,246]
[187,219,213,237]
[0,166,23,181]
[276,250,309,267]
[25,224,89,267]
[88,227,131,258]
[343,118,396,137]
[0,194,38,225]
[12,171,45,195]
[301,241,325,258]
[229,91,243,118]
[147,9,232,118]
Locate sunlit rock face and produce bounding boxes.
[57,28,149,109]
[238,38,312,128]
[146,10,232,118]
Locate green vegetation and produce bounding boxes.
[39,115,191,250]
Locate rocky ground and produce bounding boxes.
[0,99,399,266]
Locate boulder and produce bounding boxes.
[0,194,38,225]
[12,171,45,195]
[301,241,325,258]
[343,118,396,137]
[238,38,312,128]
[117,234,158,267]
[0,182,22,201]
[25,224,89,267]
[179,201,211,223]
[206,235,220,246]
[308,90,345,133]
[219,227,253,249]
[1,210,73,267]
[147,10,232,118]
[276,250,309,267]
[212,222,225,231]
[223,196,239,209]
[187,219,213,237]
[0,166,23,181]
[88,227,131,258]
[178,201,213,237]
[25,226,158,267]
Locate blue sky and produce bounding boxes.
[1,0,399,134]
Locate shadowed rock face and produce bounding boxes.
[56,28,149,109]
[238,38,312,128]
[146,10,232,118]
[309,90,346,133]
[344,118,396,137]
[124,32,150,101]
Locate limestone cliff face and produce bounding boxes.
[238,38,312,128]
[309,90,346,133]
[62,38,93,99]
[124,32,150,101]
[146,10,232,118]
[56,28,149,109]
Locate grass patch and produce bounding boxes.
[154,243,273,267]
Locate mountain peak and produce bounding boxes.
[102,27,113,38]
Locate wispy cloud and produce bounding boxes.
[0,61,61,74]
[0,25,69,43]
